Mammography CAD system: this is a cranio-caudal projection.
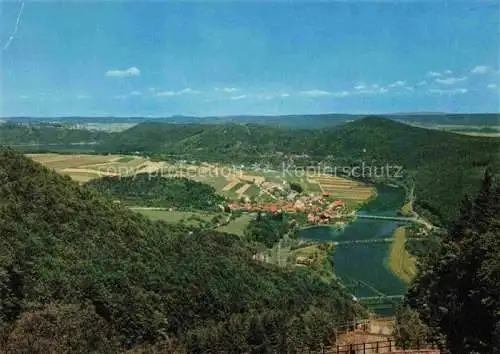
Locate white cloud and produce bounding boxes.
[178,88,201,95]
[259,95,273,101]
[105,67,140,78]
[114,90,143,99]
[331,91,350,98]
[299,89,331,97]
[404,86,414,92]
[298,89,350,98]
[471,65,490,74]
[354,83,367,90]
[388,80,406,88]
[428,88,467,95]
[216,87,239,93]
[256,92,290,100]
[426,71,442,78]
[426,70,453,78]
[416,80,427,86]
[76,94,90,100]
[434,76,467,85]
[356,87,388,95]
[155,91,176,97]
[487,83,498,89]
[19,95,29,100]
[352,82,388,94]
[230,94,247,100]
[154,88,201,97]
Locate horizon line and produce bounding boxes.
[1,111,499,119]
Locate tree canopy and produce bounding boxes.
[398,168,500,353]
[0,148,363,352]
[86,173,226,211]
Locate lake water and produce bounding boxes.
[299,184,407,314]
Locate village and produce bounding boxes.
[227,179,353,225]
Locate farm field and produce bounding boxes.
[217,215,253,236]
[27,153,374,207]
[131,208,217,225]
[387,227,417,284]
[28,153,268,201]
[309,174,375,201]
[408,123,500,137]
[27,153,150,182]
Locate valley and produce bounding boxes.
[1,115,498,352]
[2,2,499,351]
[26,148,433,316]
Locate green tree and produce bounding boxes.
[402,168,500,353]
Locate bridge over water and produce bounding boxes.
[358,295,404,302]
[333,237,424,246]
[355,213,440,230]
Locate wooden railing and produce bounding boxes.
[300,339,439,354]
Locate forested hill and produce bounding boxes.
[397,169,500,353]
[95,117,500,226]
[86,174,226,210]
[0,148,362,352]
[94,121,315,157]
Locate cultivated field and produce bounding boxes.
[27,153,266,200]
[27,154,373,205]
[27,153,151,183]
[309,174,375,201]
[131,208,216,225]
[217,215,253,236]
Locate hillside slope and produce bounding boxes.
[0,148,361,352]
[312,117,499,225]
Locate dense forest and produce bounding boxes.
[94,117,499,226]
[86,174,226,211]
[395,169,500,353]
[0,148,363,352]
[244,212,294,248]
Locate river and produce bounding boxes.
[299,184,408,314]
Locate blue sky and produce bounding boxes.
[0,1,498,117]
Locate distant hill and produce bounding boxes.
[95,122,316,159]
[0,148,361,351]
[0,122,111,147]
[312,117,499,224]
[96,117,500,225]
[4,112,498,129]
[1,115,498,224]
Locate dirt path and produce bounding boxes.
[222,180,240,191]
[60,168,119,176]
